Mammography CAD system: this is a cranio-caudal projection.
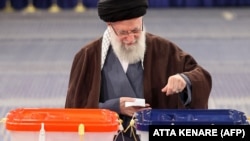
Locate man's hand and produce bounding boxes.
[120,97,151,117]
[161,74,186,95]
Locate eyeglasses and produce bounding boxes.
[110,23,143,37]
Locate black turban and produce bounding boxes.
[97,0,148,22]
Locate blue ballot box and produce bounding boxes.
[134,109,249,141]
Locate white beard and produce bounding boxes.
[109,27,146,64]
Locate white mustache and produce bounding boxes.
[122,40,136,45]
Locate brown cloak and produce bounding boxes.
[65,33,212,109]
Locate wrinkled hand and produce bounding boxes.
[161,74,186,95]
[120,97,151,117]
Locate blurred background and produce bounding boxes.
[0,0,250,141]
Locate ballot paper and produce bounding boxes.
[125,98,146,107]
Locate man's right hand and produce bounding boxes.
[119,97,151,117]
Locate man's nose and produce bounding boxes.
[123,34,136,44]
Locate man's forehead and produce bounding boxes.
[111,17,143,26]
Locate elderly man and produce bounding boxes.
[65,0,212,140]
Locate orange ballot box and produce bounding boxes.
[5,108,119,141]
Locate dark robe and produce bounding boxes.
[65,32,212,109]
